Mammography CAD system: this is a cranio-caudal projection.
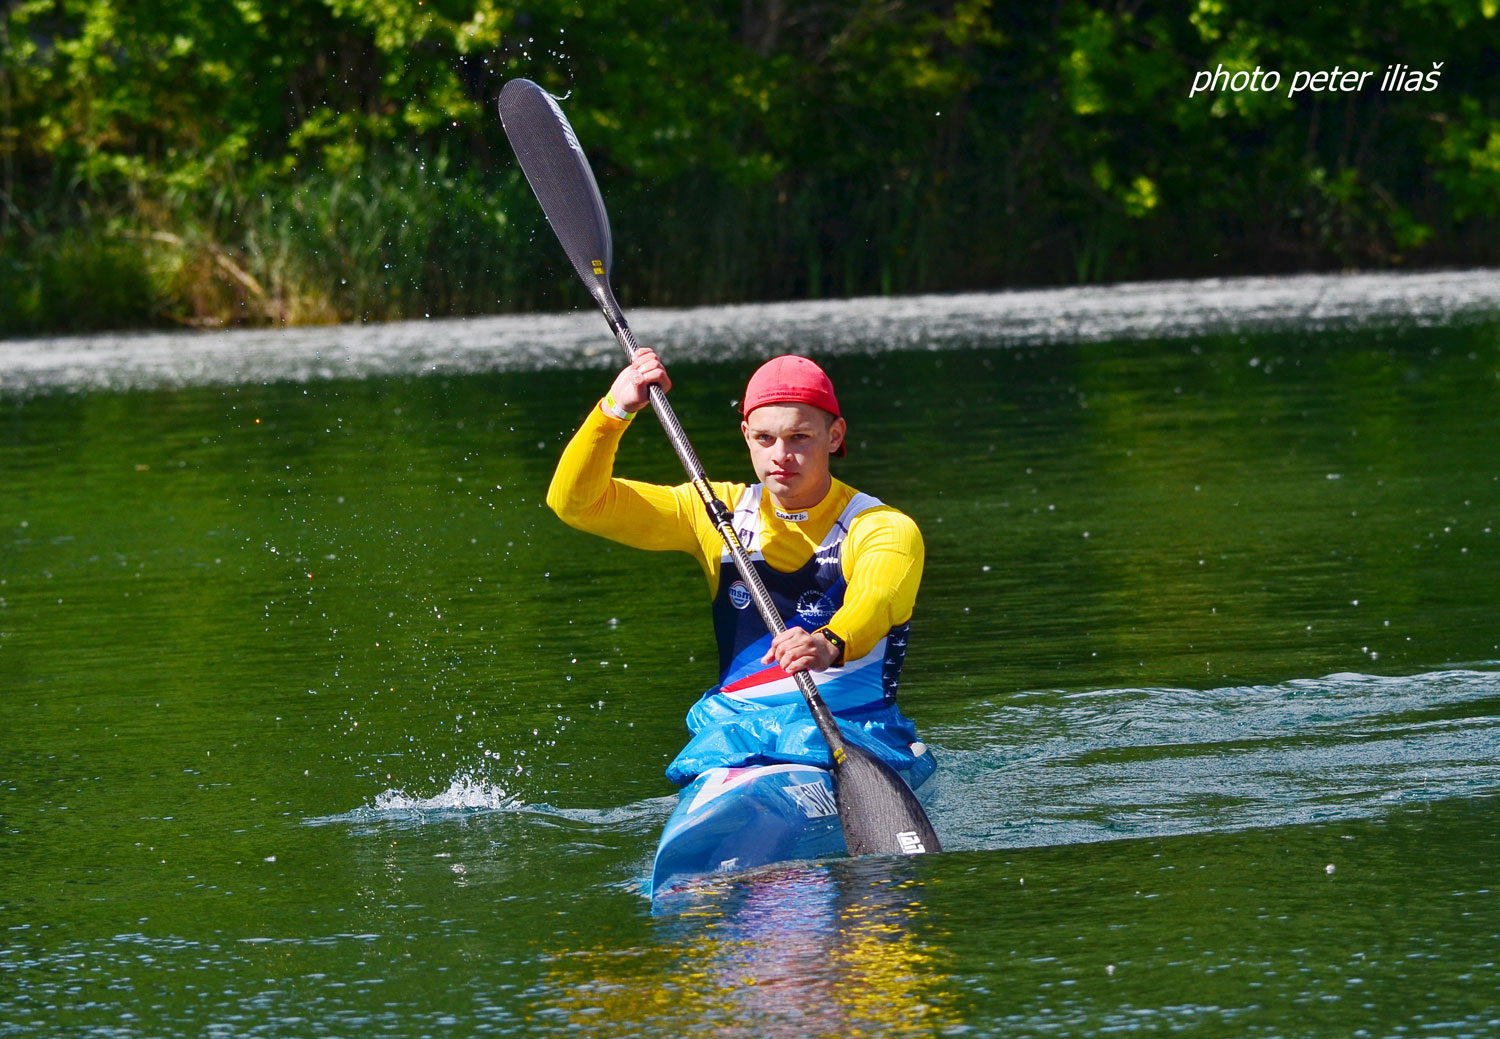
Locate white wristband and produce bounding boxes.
[601,393,634,420]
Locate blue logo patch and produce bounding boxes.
[728,581,753,610]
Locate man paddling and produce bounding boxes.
[546,352,928,785]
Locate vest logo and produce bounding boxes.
[736,526,755,549]
[796,590,834,623]
[774,507,809,522]
[727,581,753,610]
[897,831,927,854]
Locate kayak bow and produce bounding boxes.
[652,745,938,899]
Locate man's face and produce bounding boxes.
[740,402,846,510]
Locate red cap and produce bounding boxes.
[742,355,841,417]
[741,355,845,456]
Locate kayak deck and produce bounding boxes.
[650,746,937,898]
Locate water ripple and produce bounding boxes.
[931,668,1500,850]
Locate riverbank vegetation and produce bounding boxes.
[2,0,1498,335]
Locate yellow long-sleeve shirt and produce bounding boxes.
[545,401,924,662]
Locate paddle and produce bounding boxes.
[499,78,940,858]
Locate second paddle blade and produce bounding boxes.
[498,79,614,299]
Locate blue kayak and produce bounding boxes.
[650,744,938,898]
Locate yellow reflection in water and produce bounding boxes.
[532,863,959,1038]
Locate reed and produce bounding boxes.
[0,231,158,335]
[0,152,1271,338]
[6,140,1493,338]
[1,149,570,335]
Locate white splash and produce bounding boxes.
[370,772,519,814]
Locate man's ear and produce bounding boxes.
[829,416,847,453]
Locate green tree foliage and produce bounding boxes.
[1,0,1497,334]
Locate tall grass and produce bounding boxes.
[0,147,1348,338]
[1,151,1006,336]
[11,135,1493,338]
[0,150,571,335]
[0,231,158,334]
[229,151,557,324]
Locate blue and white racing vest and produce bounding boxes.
[664,486,922,785]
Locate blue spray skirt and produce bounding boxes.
[651,745,938,898]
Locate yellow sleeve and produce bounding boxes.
[826,506,925,661]
[544,400,739,588]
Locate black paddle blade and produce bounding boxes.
[834,743,942,857]
[498,79,614,302]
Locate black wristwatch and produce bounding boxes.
[818,628,846,667]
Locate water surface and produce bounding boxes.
[3,279,1499,1036]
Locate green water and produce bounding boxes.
[3,319,1499,1036]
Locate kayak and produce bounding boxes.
[651,743,938,898]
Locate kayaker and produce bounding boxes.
[546,352,927,785]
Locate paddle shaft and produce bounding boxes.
[596,299,853,762]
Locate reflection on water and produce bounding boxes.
[533,860,958,1038]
